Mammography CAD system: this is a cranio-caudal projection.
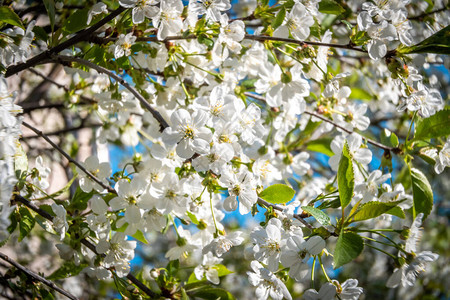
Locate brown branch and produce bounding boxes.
[13,195,159,299]
[0,251,79,300]
[5,6,127,78]
[53,55,169,131]
[21,121,116,194]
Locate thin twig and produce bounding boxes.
[54,55,169,132]
[0,251,78,300]
[5,6,127,77]
[243,92,399,153]
[303,111,398,153]
[243,34,368,53]
[21,121,116,194]
[408,5,449,21]
[28,68,97,104]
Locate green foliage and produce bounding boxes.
[0,6,24,29]
[132,229,149,244]
[43,0,56,32]
[259,184,295,204]
[333,232,364,269]
[67,187,94,211]
[190,287,235,300]
[414,109,450,140]
[48,261,88,280]
[271,7,286,30]
[18,207,35,242]
[410,167,433,219]
[350,201,404,222]
[381,129,399,148]
[301,206,331,225]
[318,0,345,15]
[398,25,450,55]
[62,8,89,34]
[349,87,372,101]
[306,138,334,156]
[186,210,199,225]
[338,142,354,209]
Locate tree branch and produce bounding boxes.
[5,6,127,78]
[53,55,169,132]
[0,251,79,300]
[21,121,116,194]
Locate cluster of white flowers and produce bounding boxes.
[1,0,447,298]
[0,76,22,241]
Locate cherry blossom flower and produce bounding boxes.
[273,2,314,41]
[162,108,213,159]
[247,260,292,300]
[194,252,223,284]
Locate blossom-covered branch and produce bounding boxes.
[4,6,127,77]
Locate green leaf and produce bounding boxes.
[33,26,49,43]
[351,30,370,46]
[338,142,354,209]
[259,184,295,204]
[318,0,345,15]
[132,229,148,244]
[43,0,56,32]
[386,206,405,219]
[306,138,334,156]
[301,206,331,225]
[414,109,450,140]
[351,201,404,222]
[333,232,364,269]
[18,207,35,242]
[380,128,400,148]
[62,8,89,34]
[35,215,57,234]
[67,187,94,211]
[410,167,433,219]
[186,211,199,225]
[271,7,286,30]
[398,25,450,55]
[0,6,24,29]
[192,287,235,300]
[349,87,372,101]
[48,261,88,280]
